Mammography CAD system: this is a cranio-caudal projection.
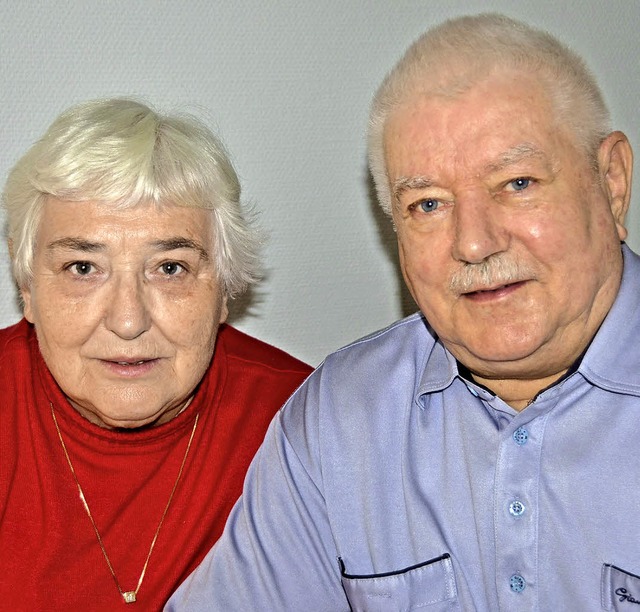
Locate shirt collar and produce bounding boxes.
[416,319,459,398]
[578,244,640,396]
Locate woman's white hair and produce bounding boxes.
[3,98,261,297]
[368,13,611,215]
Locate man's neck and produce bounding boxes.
[468,369,571,411]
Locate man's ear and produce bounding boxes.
[598,131,634,241]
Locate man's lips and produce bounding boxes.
[461,280,528,300]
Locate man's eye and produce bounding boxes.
[416,198,440,213]
[68,262,94,276]
[509,177,530,191]
[160,262,185,276]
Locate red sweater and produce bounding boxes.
[0,319,311,611]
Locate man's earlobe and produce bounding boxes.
[599,131,634,241]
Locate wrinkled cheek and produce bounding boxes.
[401,266,452,331]
[176,321,220,372]
[398,256,423,303]
[38,309,92,351]
[398,241,440,297]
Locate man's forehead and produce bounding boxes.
[383,75,567,180]
[387,68,554,133]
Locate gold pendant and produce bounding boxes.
[50,405,199,608]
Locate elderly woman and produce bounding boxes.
[0,99,311,610]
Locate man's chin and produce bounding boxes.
[449,340,551,377]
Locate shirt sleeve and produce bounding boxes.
[165,371,350,611]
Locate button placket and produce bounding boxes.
[494,414,548,609]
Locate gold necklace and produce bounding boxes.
[50,402,199,604]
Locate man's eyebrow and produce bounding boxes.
[484,143,548,173]
[151,238,210,261]
[392,175,435,200]
[46,237,105,252]
[391,144,553,201]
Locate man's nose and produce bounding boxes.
[104,273,151,340]
[451,193,509,264]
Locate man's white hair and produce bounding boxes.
[368,13,611,215]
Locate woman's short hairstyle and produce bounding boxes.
[368,13,611,215]
[3,98,260,297]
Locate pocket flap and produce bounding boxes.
[340,553,457,611]
[602,564,640,611]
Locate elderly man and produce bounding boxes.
[0,98,311,611]
[167,13,638,611]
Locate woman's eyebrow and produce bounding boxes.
[46,237,105,252]
[150,238,210,261]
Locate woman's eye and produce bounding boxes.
[417,198,440,213]
[160,262,184,276]
[509,177,530,191]
[69,262,94,276]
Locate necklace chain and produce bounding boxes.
[50,402,199,604]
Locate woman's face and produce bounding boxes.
[22,198,228,428]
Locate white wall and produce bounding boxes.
[1,0,638,366]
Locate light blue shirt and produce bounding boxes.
[168,245,640,611]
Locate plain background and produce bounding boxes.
[1,0,638,366]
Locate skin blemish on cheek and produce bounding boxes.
[527,225,543,240]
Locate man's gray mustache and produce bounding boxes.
[449,258,534,294]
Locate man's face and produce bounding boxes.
[22,198,228,428]
[384,71,628,386]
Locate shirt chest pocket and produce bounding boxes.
[339,553,459,612]
[602,564,640,611]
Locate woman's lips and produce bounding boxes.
[99,358,161,377]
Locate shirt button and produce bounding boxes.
[510,574,526,593]
[509,500,525,517]
[513,427,529,445]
